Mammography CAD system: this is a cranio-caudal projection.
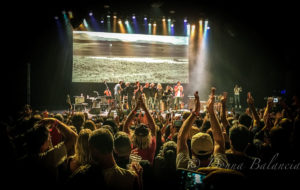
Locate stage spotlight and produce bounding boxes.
[171,23,174,35]
[101,20,104,23]
[89,12,93,16]
[168,18,171,22]
[107,15,111,18]
[113,15,117,18]
[144,17,147,20]
[187,24,190,36]
[54,16,59,20]
[118,20,126,33]
[68,11,73,19]
[162,17,167,35]
[125,20,129,24]
[148,23,152,34]
[132,15,139,33]
[153,22,157,35]
[83,19,89,28]
[184,19,187,23]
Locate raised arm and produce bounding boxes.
[139,95,156,136]
[207,88,225,154]
[220,92,230,129]
[247,92,261,128]
[177,91,200,155]
[123,101,140,135]
[43,118,78,156]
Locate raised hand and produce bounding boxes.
[221,92,228,105]
[194,91,200,114]
[247,92,254,105]
[138,95,147,110]
[207,87,216,113]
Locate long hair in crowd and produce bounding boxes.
[132,132,152,150]
[74,129,92,165]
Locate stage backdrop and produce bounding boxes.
[72,31,189,83]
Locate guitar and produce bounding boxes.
[104,81,112,96]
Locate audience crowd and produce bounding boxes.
[1,88,300,189]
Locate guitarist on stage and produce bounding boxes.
[104,81,113,105]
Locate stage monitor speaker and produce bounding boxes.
[89,107,101,114]
[188,99,207,112]
[75,96,85,104]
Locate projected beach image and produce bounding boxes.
[72,31,189,83]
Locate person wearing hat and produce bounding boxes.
[176,89,228,171]
[123,94,157,164]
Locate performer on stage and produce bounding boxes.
[103,81,112,106]
[123,82,134,110]
[143,82,151,108]
[234,84,242,108]
[174,81,184,110]
[134,81,143,105]
[163,85,173,111]
[114,80,123,107]
[149,83,156,110]
[155,83,164,111]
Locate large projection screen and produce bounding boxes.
[72,31,189,83]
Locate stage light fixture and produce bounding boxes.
[68,11,73,19]
[171,24,174,27]
[101,20,104,23]
[107,15,111,18]
[89,12,93,16]
[162,18,166,22]
[132,15,136,19]
[168,18,171,22]
[113,15,117,18]
[54,16,59,20]
[144,17,147,20]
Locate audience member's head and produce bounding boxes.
[71,113,85,133]
[229,124,250,152]
[132,124,151,150]
[54,113,64,122]
[238,114,252,128]
[88,128,114,162]
[27,121,50,154]
[270,126,290,152]
[84,120,97,131]
[74,129,92,165]
[114,131,132,158]
[203,169,246,190]
[191,132,214,160]
[103,119,119,134]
